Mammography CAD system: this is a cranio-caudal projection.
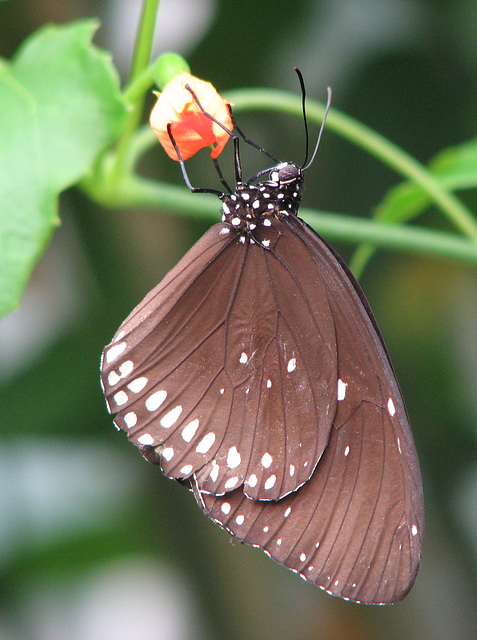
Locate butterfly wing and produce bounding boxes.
[194,215,424,604]
[101,221,341,501]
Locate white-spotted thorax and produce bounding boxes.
[219,162,304,236]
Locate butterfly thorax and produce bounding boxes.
[220,162,303,232]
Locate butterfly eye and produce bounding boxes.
[275,162,300,184]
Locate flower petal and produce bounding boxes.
[150,72,233,161]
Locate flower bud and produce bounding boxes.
[150,72,233,161]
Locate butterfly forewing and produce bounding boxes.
[101,221,338,501]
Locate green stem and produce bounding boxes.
[82,172,477,266]
[225,89,477,241]
[129,0,161,81]
[122,66,155,105]
[83,84,477,271]
[123,88,477,242]
[111,0,160,184]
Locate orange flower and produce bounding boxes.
[150,72,233,161]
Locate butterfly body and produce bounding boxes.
[101,160,423,604]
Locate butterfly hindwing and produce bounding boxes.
[194,215,424,604]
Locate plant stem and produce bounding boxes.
[122,66,155,105]
[111,0,161,184]
[85,172,477,266]
[225,89,477,241]
[86,83,477,270]
[129,0,161,81]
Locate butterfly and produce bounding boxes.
[101,72,424,604]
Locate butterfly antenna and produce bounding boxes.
[303,85,332,171]
[294,68,311,168]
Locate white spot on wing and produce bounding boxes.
[114,390,128,406]
[337,378,347,401]
[300,553,306,562]
[227,446,241,469]
[344,445,350,457]
[210,460,220,482]
[224,476,239,489]
[266,379,272,388]
[180,464,193,475]
[284,507,291,518]
[115,331,125,341]
[221,502,231,515]
[263,218,272,226]
[196,432,216,454]
[397,437,402,454]
[261,452,273,468]
[248,473,258,487]
[411,524,418,536]
[108,371,121,386]
[287,357,297,372]
[239,352,248,364]
[127,377,148,393]
[264,474,276,490]
[235,514,245,525]
[145,390,167,411]
[160,405,182,428]
[289,464,295,477]
[124,412,137,428]
[387,397,396,416]
[138,433,154,445]
[181,419,199,442]
[119,360,134,377]
[162,447,174,461]
[277,538,282,545]
[106,342,126,364]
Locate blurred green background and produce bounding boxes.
[1,1,477,639]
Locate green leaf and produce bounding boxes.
[376,138,477,224]
[0,20,127,317]
[349,138,477,276]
